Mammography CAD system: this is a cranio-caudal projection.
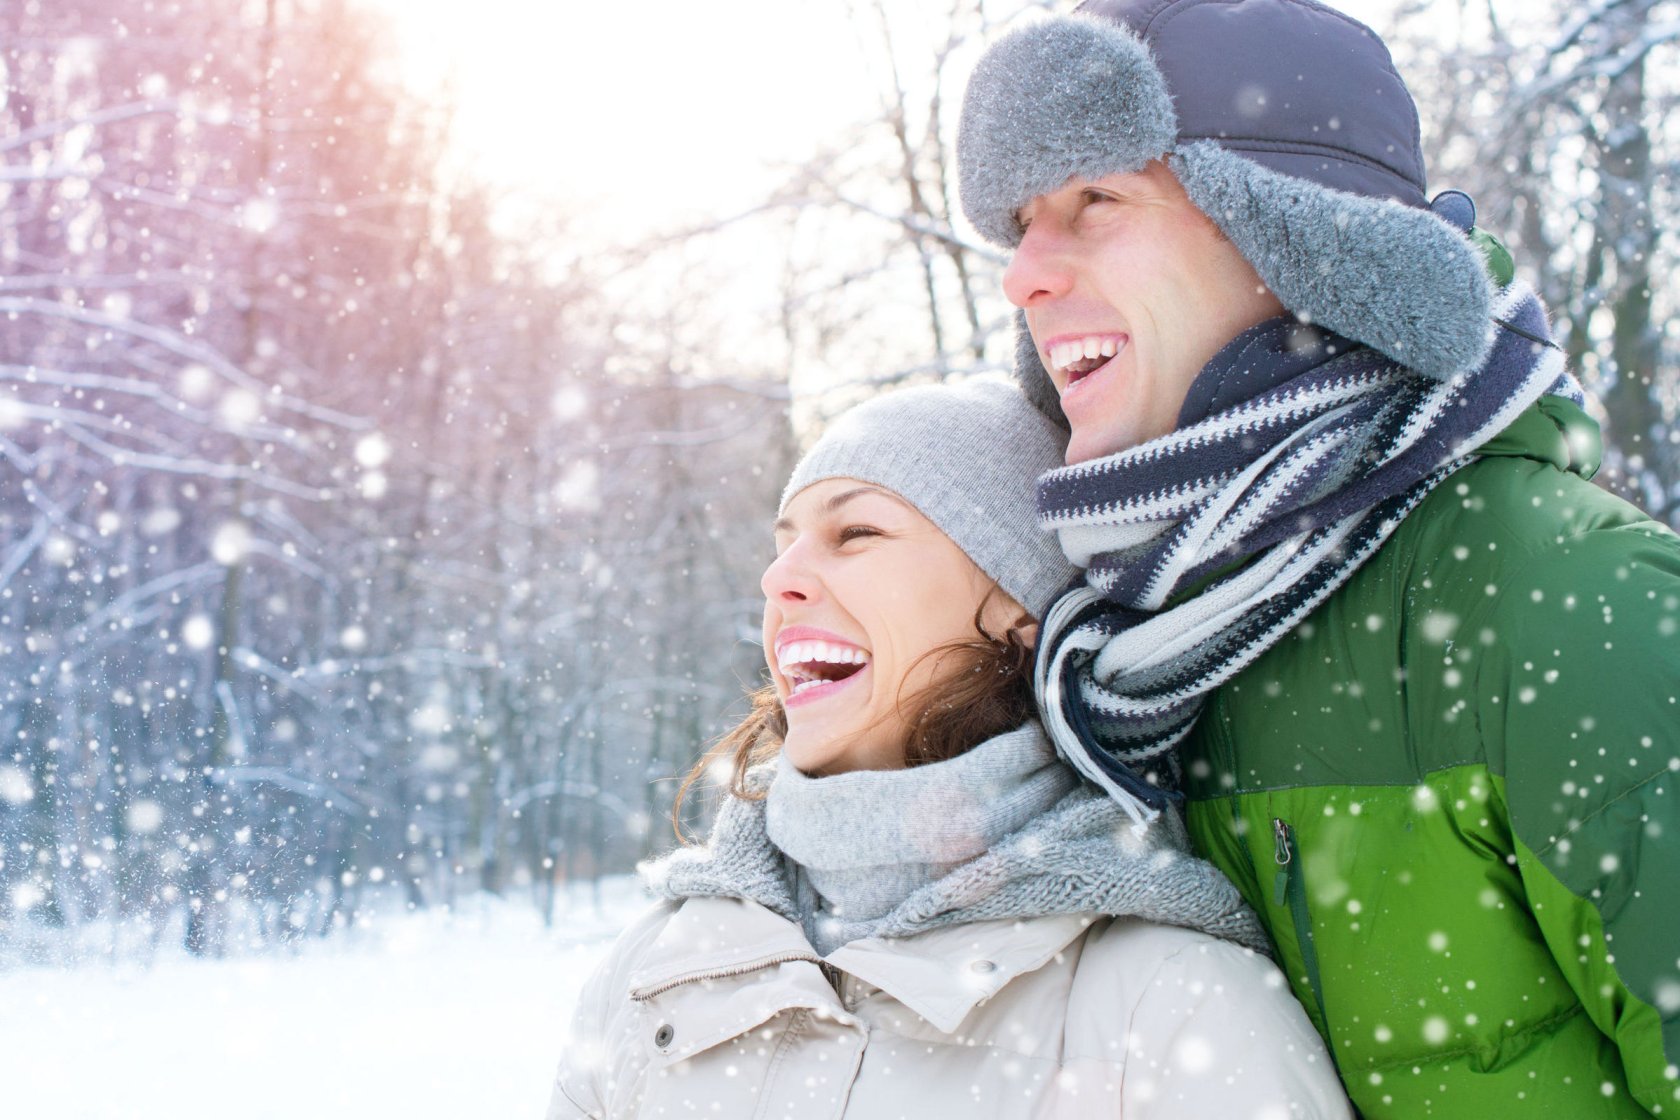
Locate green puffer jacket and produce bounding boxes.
[1182,394,1680,1117]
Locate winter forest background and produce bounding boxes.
[1,0,1677,1112]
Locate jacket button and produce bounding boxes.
[969,959,998,974]
[654,1023,675,1048]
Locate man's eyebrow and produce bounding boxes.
[771,485,898,534]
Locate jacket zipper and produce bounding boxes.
[819,960,847,1002]
[629,950,823,1001]
[1271,818,1329,1030]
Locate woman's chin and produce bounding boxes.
[779,731,851,777]
[780,725,900,776]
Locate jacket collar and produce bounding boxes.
[1475,393,1601,479]
[631,896,1097,1037]
[627,895,820,1001]
[826,910,1095,1033]
[626,897,848,1067]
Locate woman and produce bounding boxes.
[547,379,1350,1118]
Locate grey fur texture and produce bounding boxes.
[957,14,1176,248]
[1173,142,1495,381]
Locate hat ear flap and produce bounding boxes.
[1172,142,1495,382]
[1013,311,1069,431]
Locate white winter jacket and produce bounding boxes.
[546,893,1350,1119]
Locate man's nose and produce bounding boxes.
[1002,224,1075,308]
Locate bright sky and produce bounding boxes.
[354,0,1416,246]
[343,0,1448,402]
[357,0,880,243]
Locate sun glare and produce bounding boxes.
[355,0,866,242]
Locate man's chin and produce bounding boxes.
[1064,422,1141,465]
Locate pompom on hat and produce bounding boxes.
[781,378,1077,620]
[957,0,1498,398]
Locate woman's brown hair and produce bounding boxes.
[671,595,1036,841]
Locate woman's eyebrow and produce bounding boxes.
[771,486,899,534]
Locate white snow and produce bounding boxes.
[1,877,650,1120]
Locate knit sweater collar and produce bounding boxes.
[764,724,1075,951]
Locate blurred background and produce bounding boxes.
[0,0,1675,1113]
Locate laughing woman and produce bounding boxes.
[546,380,1350,1119]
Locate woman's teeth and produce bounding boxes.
[778,640,869,696]
[778,641,867,673]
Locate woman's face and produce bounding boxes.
[762,478,1030,776]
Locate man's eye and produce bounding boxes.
[1081,188,1117,206]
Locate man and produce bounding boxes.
[956,0,1679,1115]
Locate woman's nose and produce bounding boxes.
[760,542,817,604]
[1001,223,1075,308]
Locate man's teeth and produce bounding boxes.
[1048,336,1123,375]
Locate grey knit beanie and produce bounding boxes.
[780,378,1076,619]
[957,0,1496,390]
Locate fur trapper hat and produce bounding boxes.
[957,0,1495,394]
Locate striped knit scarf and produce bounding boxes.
[1035,282,1578,828]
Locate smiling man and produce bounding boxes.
[1005,160,1285,462]
[957,0,1680,1116]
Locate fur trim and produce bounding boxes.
[1171,142,1495,382]
[958,14,1176,248]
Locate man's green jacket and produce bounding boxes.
[1183,394,1680,1117]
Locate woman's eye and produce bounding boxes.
[837,525,881,544]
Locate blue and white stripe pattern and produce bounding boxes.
[1035,283,1578,828]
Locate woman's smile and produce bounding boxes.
[775,629,873,706]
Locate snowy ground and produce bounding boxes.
[1,879,650,1120]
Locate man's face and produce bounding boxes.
[1003,161,1286,463]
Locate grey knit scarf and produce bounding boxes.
[643,722,1268,955]
[765,725,1075,952]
